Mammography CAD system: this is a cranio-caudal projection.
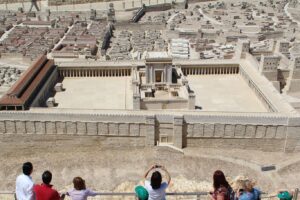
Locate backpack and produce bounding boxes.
[227,186,236,200]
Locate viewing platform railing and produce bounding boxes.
[0,189,298,200]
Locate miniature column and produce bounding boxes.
[146,116,156,146]
[173,115,184,149]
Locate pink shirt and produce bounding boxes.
[67,189,97,200]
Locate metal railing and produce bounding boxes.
[0,189,298,200]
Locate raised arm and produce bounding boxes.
[143,165,156,180]
[160,166,171,185]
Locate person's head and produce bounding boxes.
[22,162,33,176]
[73,177,86,190]
[42,171,52,185]
[213,170,229,190]
[151,171,162,190]
[244,179,255,192]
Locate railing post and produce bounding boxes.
[294,188,299,200]
[197,194,201,200]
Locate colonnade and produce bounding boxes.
[182,66,239,75]
[59,68,131,77]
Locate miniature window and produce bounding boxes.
[171,91,179,97]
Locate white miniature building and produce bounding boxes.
[54,83,64,92]
[132,52,195,110]
[46,97,56,107]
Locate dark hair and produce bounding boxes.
[151,171,162,190]
[42,171,52,185]
[73,177,86,190]
[213,170,229,190]
[22,162,33,176]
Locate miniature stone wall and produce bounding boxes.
[0,0,33,3]
[0,120,149,145]
[239,66,276,112]
[185,123,287,151]
[0,111,299,152]
[144,3,172,12]
[48,0,111,6]
[141,99,189,110]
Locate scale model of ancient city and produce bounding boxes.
[0,0,300,198]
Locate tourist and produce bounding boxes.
[277,190,294,200]
[237,179,261,200]
[16,162,35,200]
[66,177,98,200]
[33,170,61,200]
[143,164,171,200]
[209,170,234,200]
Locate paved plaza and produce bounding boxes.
[54,77,133,109]
[188,75,268,112]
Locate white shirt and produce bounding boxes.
[67,189,97,200]
[15,174,34,200]
[145,180,168,200]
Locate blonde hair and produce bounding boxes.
[244,179,255,192]
[231,176,256,192]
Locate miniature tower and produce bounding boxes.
[107,3,116,22]
[284,54,300,93]
[259,55,281,90]
[259,55,281,74]
[275,40,290,55]
[235,39,250,59]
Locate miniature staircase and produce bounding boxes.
[157,142,184,154]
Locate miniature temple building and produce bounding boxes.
[132,52,196,110]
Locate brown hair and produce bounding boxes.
[73,177,86,190]
[213,170,229,190]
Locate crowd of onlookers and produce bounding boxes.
[15,162,297,200]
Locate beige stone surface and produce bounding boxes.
[0,135,300,198]
[187,75,268,112]
[54,77,133,110]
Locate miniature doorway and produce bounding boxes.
[155,70,163,83]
